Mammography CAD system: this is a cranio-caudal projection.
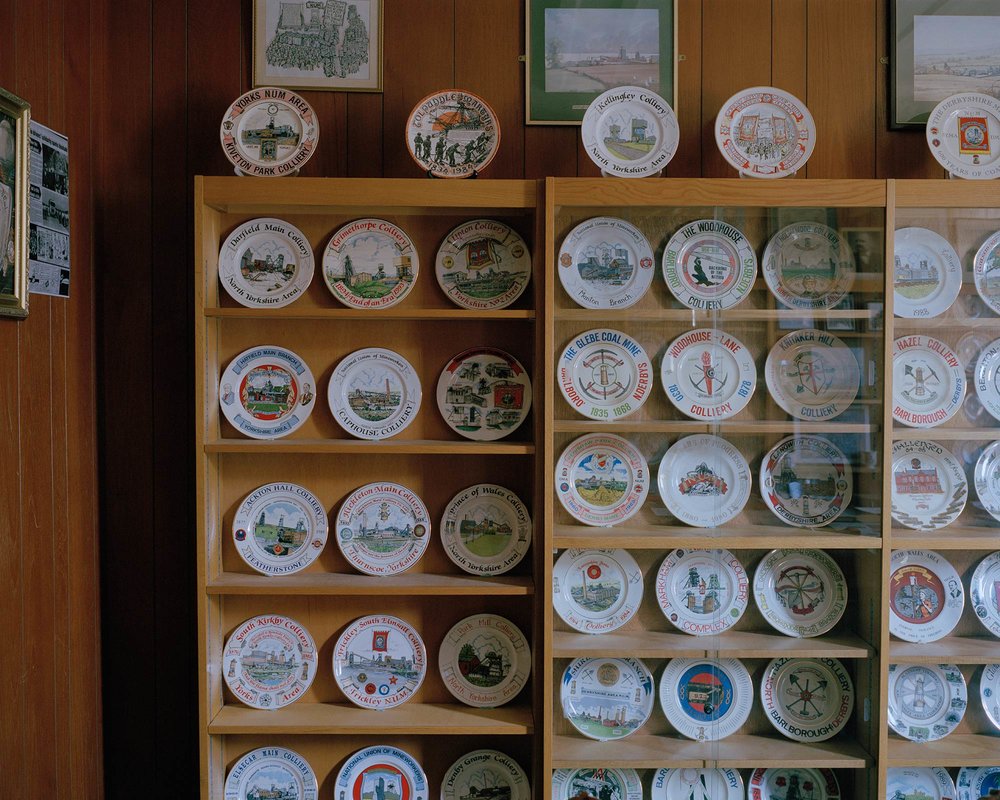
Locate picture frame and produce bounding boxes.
[0,87,30,319]
[891,0,1000,128]
[826,295,856,332]
[525,0,676,125]
[253,0,383,92]
[841,227,885,275]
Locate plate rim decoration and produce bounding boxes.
[321,217,419,310]
[440,750,530,800]
[975,336,1000,424]
[753,548,848,638]
[764,329,861,421]
[893,226,963,319]
[888,662,967,742]
[957,766,1000,800]
[405,88,500,179]
[656,434,752,528]
[327,346,422,441]
[974,230,1000,315]
[224,745,318,800]
[335,481,431,576]
[655,548,749,636]
[759,435,853,528]
[560,656,654,741]
[218,217,314,308]
[334,745,428,800]
[434,218,531,311]
[555,433,649,527]
[970,551,1000,638]
[662,218,757,311]
[219,87,318,177]
[762,221,856,310]
[761,656,854,742]
[660,328,757,421]
[232,482,328,576]
[926,91,1000,180]
[438,613,531,708]
[436,346,532,441]
[553,548,644,634]
[748,767,841,800]
[551,768,642,800]
[885,766,957,800]
[581,85,679,178]
[439,483,531,576]
[223,614,317,711]
[980,663,1000,731]
[659,656,754,741]
[332,613,427,710]
[892,334,966,428]
[558,328,652,421]
[890,439,968,531]
[651,767,745,800]
[888,548,965,643]
[975,441,1000,523]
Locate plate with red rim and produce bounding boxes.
[551,768,642,800]
[753,548,848,638]
[979,663,1000,731]
[439,484,531,576]
[220,87,318,177]
[894,227,962,319]
[659,657,753,741]
[651,768,744,800]
[657,434,751,527]
[557,217,655,310]
[762,222,855,310]
[749,768,841,800]
[561,656,654,741]
[889,549,964,643]
[926,92,1000,180]
[886,768,956,800]
[328,347,421,440]
[437,347,531,441]
[662,218,757,311]
[892,335,966,428]
[332,614,426,709]
[441,751,530,800]
[974,230,1000,314]
[335,482,430,576]
[558,328,652,421]
[223,614,317,711]
[890,440,968,531]
[232,482,328,576]
[334,746,428,800]
[225,746,318,800]
[553,548,643,634]
[435,219,530,310]
[218,217,314,308]
[761,657,854,743]
[888,662,967,742]
[655,548,749,636]
[438,614,531,708]
[975,336,1000,423]
[975,441,1000,523]
[220,345,315,439]
[322,218,418,310]
[555,433,648,527]
[765,329,860,421]
[970,550,1000,638]
[581,85,679,178]
[405,89,499,178]
[759,435,853,528]
[660,328,756,421]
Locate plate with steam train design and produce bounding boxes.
[220,345,315,439]
[764,329,860,421]
[435,219,530,310]
[440,484,531,576]
[926,92,1000,180]
[660,328,756,421]
[555,434,648,527]
[753,548,848,638]
[892,335,965,428]
[328,348,421,440]
[893,227,962,318]
[553,548,643,634]
[761,657,854,742]
[651,768,744,800]
[662,219,757,311]
[957,766,1000,800]
[334,746,427,800]
[558,328,652,420]
[560,657,654,741]
[974,230,1000,314]
[552,768,642,800]
[888,662,966,742]
[332,614,426,709]
[232,482,328,576]
[224,746,318,800]
[759,435,853,528]
[441,751,530,800]
[659,657,753,741]
[557,217,655,309]
[749,768,841,800]
[336,482,430,576]
[655,548,749,636]
[581,86,678,177]
[889,549,964,643]
[891,440,968,531]
[886,767,956,800]
[218,217,314,308]
[437,347,532,441]
[323,218,418,309]
[657,434,751,528]
[970,551,1000,638]
[223,614,317,710]
[438,614,530,709]
[220,87,318,177]
[762,222,855,310]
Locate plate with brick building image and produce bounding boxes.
[436,347,531,441]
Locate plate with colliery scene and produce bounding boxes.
[555,434,648,527]
[762,222,855,310]
[440,484,531,576]
[223,614,317,710]
[332,614,426,710]
[553,548,643,634]
[323,218,418,309]
[218,217,314,308]
[220,87,318,177]
[328,347,421,440]
[561,656,654,742]
[220,345,315,439]
[557,217,654,310]
[435,219,530,310]
[438,614,530,708]
[336,482,430,576]
[232,482,328,576]
[437,347,531,441]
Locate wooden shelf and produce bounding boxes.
[890,635,1000,663]
[554,308,879,323]
[553,630,873,659]
[893,316,1000,330]
[887,735,1000,767]
[891,428,996,441]
[554,419,879,435]
[553,523,881,550]
[204,438,535,455]
[205,307,535,321]
[892,525,1000,550]
[207,571,534,596]
[209,702,533,735]
[551,734,870,769]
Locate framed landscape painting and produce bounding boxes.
[526,0,676,125]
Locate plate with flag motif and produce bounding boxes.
[889,549,964,643]
[435,219,530,310]
[332,614,426,709]
[657,434,751,527]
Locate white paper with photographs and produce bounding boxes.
[28,121,68,298]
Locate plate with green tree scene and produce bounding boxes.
[440,484,531,576]
[323,218,418,309]
[232,482,328,576]
[438,614,531,708]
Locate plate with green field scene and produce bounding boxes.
[232,482,328,576]
[323,218,418,309]
[435,219,531,310]
[581,85,678,177]
[440,484,531,576]
[220,345,316,439]
[438,614,531,708]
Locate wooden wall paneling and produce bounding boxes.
[524,126,577,178]
[347,92,385,176]
[669,0,702,178]
[771,0,807,176]
[455,0,524,178]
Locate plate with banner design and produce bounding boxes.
[975,337,1000,423]
[558,328,652,421]
[560,657,654,742]
[440,484,531,576]
[754,548,848,638]
[765,329,860,421]
[761,657,854,742]
[657,434,752,528]
[957,766,1000,800]
[334,746,428,800]
[441,751,530,800]
[974,231,1000,314]
[332,614,426,710]
[662,219,757,311]
[552,768,642,800]
[651,768,744,800]
[980,664,1000,731]
[336,482,430,576]
[437,347,532,441]
[889,549,965,643]
[220,87,318,177]
[435,219,530,310]
[218,217,314,308]
[406,89,499,179]
[892,335,966,428]
[926,92,1000,180]
[976,441,1000,523]
[223,614,317,710]
[886,767,956,800]
[655,548,749,636]
[660,328,756,421]
[760,435,853,528]
[232,482,328,576]
[888,662,967,742]
[439,614,530,709]
[553,548,643,634]
[555,433,648,527]
[894,227,962,318]
[328,348,421,440]
[891,440,968,531]
[322,218,418,309]
[659,657,753,741]
[970,551,1000,638]
[224,746,318,800]
[582,86,678,177]
[749,768,841,800]
[762,222,855,310]
[220,345,315,439]
[557,217,655,309]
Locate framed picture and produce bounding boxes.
[841,227,885,274]
[827,295,856,332]
[0,88,29,319]
[253,0,383,92]
[526,0,676,125]
[891,0,1000,128]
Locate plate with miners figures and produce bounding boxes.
[440,484,531,576]
[759,435,853,528]
[765,329,860,421]
[435,219,530,310]
[220,345,315,439]
[438,614,530,708]
[322,218,418,309]
[406,89,499,178]
[888,549,964,643]
[437,347,531,441]
[218,217,314,308]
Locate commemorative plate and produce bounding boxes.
[759,435,853,528]
[560,656,654,741]
[975,337,1000,423]
[332,614,426,709]
[980,664,1000,730]
[657,434,752,527]
[328,348,421,440]
[220,87,318,177]
[581,86,679,177]
[441,751,529,800]
[553,548,643,634]
[888,662,967,742]
[322,218,418,309]
[437,347,531,440]
[555,434,648,527]
[753,548,848,638]
[889,549,964,643]
[715,86,816,178]
[336,482,430,575]
[926,92,1000,180]
[659,657,753,741]
[440,483,531,576]
[218,218,314,308]
[406,89,499,178]
[886,767,956,800]
[662,219,757,311]
[957,766,1000,800]
[761,657,854,742]
[652,768,744,800]
[748,768,841,800]
[891,440,968,531]
[762,222,855,310]
[660,328,756,421]
[892,335,966,428]
[435,219,530,310]
[655,548,749,636]
[894,227,962,319]
[225,746,318,800]
[220,345,315,439]
[975,441,1000,522]
[438,614,530,708]
[970,551,1000,638]
[232,482,328,576]
[335,746,428,800]
[764,329,860,421]
[223,614,317,710]
[558,328,652,420]
[974,230,1000,314]
[557,217,655,309]
[552,768,642,800]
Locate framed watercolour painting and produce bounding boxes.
[253,0,383,92]
[892,0,1000,127]
[526,0,676,125]
[0,88,29,319]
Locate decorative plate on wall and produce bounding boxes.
[975,441,1000,523]
[328,347,421,440]
[888,662,967,742]
[557,217,655,309]
[957,766,1000,800]
[553,548,643,634]
[555,434,648,527]
[558,328,652,421]
[762,222,855,310]
[891,335,965,428]
[765,329,860,421]
[970,551,1000,638]
[660,328,756,421]
[223,614,317,711]
[335,482,430,576]
[439,484,531,576]
[405,89,499,178]
[974,230,1000,314]
[220,87,318,177]
[332,614,426,710]
[926,92,1000,180]
[224,746,318,800]
[435,219,530,310]
[651,768,744,800]
[560,656,654,741]
[437,347,531,441]
[975,336,1000,423]
[322,218,418,309]
[888,549,964,643]
[662,218,757,311]
[885,767,957,800]
[552,768,642,800]
[748,768,840,800]
[979,663,1000,731]
[220,345,315,439]
[893,227,962,318]
[582,86,679,178]
[655,548,749,636]
[232,482,328,576]
[218,217,314,308]
[890,440,968,531]
[438,614,530,708]
[759,435,853,528]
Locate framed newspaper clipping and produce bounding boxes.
[0,88,29,319]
